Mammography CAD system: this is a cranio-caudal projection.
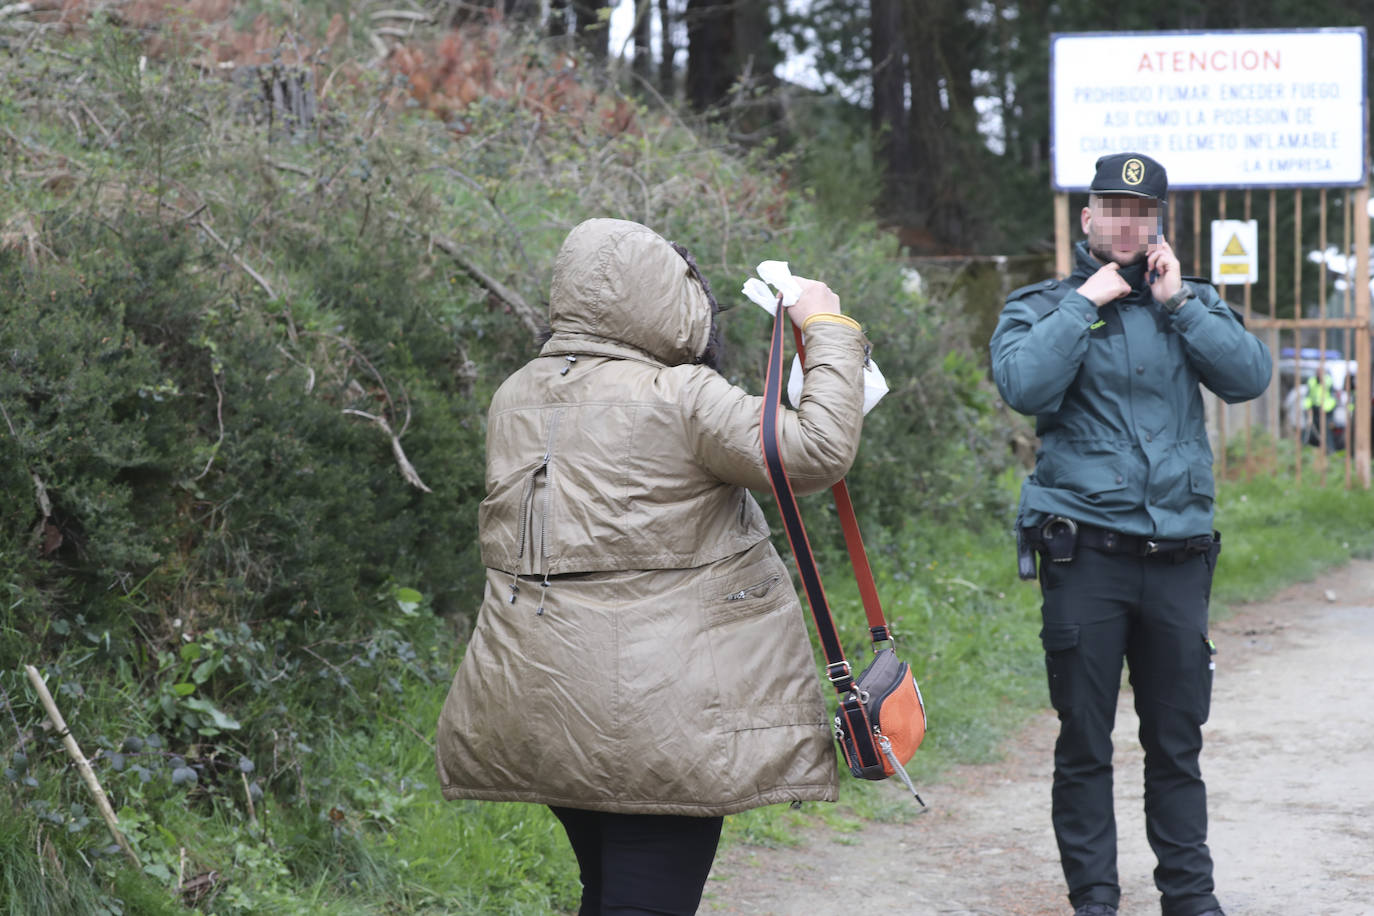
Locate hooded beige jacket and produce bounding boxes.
[435,218,869,816]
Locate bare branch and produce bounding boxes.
[428,232,543,340]
[193,364,225,481]
[191,217,276,300]
[266,158,312,177]
[342,409,433,493]
[370,9,434,22]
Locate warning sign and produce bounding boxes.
[1211,219,1259,285]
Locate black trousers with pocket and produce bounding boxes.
[1037,541,1222,916]
[549,806,723,916]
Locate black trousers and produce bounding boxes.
[549,806,723,916]
[1038,543,1222,916]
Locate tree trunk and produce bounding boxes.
[870,0,913,214]
[574,0,611,59]
[549,0,570,36]
[657,0,676,96]
[732,1,777,90]
[632,0,653,82]
[502,0,539,20]
[684,0,734,111]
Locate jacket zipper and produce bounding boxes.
[725,575,780,601]
[508,409,564,609]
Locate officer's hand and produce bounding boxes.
[787,277,842,328]
[1146,237,1183,302]
[1077,262,1131,308]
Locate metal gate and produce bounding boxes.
[1054,184,1374,487]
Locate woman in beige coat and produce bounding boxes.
[435,218,869,914]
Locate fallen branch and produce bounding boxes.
[23,665,140,869]
[428,232,543,340]
[341,409,433,493]
[266,158,312,177]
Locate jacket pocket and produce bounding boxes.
[1189,467,1216,501]
[1076,459,1129,501]
[1039,623,1080,713]
[1038,454,1127,499]
[705,558,791,625]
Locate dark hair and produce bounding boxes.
[670,242,725,372]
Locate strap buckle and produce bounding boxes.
[826,660,852,688]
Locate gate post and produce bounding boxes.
[1055,192,1071,280]
[1355,182,1371,488]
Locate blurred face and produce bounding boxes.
[1082,195,1160,266]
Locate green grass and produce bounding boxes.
[7,465,1372,914]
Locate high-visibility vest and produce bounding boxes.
[1303,375,1337,413]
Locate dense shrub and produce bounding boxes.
[0,16,1014,913]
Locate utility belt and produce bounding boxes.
[1017,516,1219,579]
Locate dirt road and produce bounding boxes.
[704,560,1374,915]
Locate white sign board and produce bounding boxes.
[1210,219,1259,285]
[1052,29,1368,189]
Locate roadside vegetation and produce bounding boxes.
[2,9,1371,915]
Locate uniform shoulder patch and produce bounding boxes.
[1006,278,1064,301]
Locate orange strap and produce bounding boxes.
[790,324,891,643]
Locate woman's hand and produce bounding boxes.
[787,277,842,328]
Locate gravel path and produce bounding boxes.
[703,560,1374,915]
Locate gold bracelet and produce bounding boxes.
[801,313,862,333]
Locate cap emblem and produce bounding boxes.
[1122,158,1145,186]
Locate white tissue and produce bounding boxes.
[787,354,889,416]
[743,260,888,416]
[741,277,779,315]
[755,260,802,306]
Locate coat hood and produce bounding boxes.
[545,219,712,365]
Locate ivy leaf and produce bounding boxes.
[171,682,196,697]
[192,657,217,684]
[180,643,202,662]
[183,697,241,731]
[393,586,423,616]
[143,863,173,882]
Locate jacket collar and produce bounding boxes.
[539,331,668,367]
[1070,240,1149,291]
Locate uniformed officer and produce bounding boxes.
[989,153,1271,916]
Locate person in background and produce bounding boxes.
[434,218,870,915]
[989,153,1270,916]
[1301,369,1339,451]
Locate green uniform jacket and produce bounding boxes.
[990,242,1272,539]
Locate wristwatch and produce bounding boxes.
[1160,283,1193,314]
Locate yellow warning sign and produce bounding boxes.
[1211,219,1259,286]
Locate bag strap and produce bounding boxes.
[758,296,890,696]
